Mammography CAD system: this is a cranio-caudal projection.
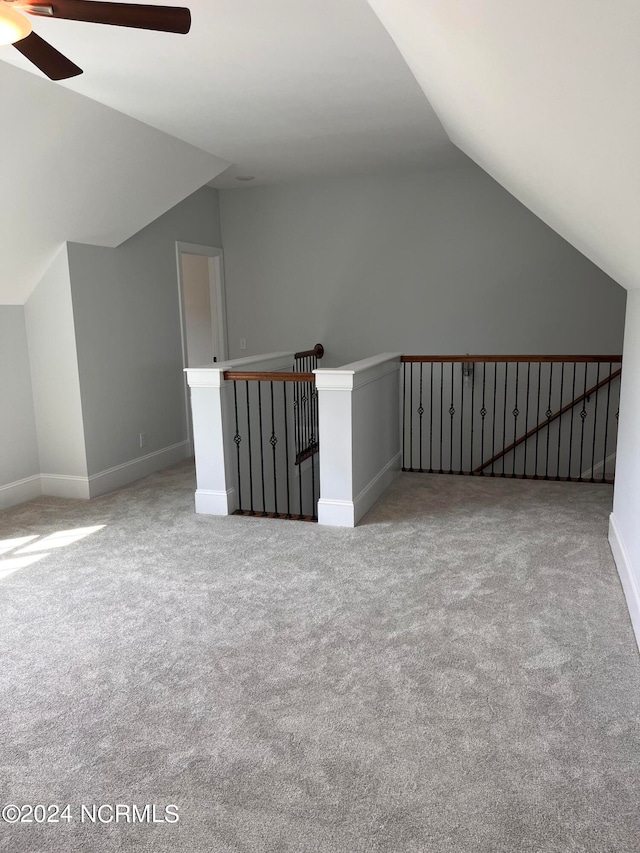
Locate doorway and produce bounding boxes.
[176,242,228,446]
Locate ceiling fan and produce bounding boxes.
[0,0,191,80]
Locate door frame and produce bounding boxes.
[176,242,229,447]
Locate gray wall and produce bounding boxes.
[220,166,626,366]
[67,186,222,477]
[25,247,88,478]
[0,306,39,486]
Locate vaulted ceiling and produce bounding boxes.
[1,0,637,304]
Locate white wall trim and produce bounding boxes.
[186,352,295,388]
[353,451,401,523]
[609,512,640,654]
[176,242,229,445]
[317,498,355,527]
[195,487,237,515]
[88,440,192,498]
[0,474,42,510]
[40,473,91,500]
[315,353,402,391]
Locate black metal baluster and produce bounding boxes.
[402,362,407,470]
[409,363,414,471]
[470,360,475,474]
[512,362,519,478]
[283,381,292,518]
[310,405,317,520]
[556,363,565,480]
[459,362,464,474]
[257,382,267,515]
[568,362,577,479]
[501,362,508,477]
[523,363,531,477]
[298,392,303,518]
[233,380,242,510]
[578,363,589,481]
[293,378,300,460]
[491,362,497,476]
[602,362,613,484]
[307,358,312,454]
[545,363,554,480]
[449,362,455,474]
[590,362,601,483]
[303,359,309,454]
[439,362,444,473]
[269,381,278,517]
[245,381,255,515]
[480,362,487,476]
[418,364,424,472]
[429,363,434,473]
[534,363,542,479]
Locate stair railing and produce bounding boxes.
[221,343,324,521]
[400,355,622,482]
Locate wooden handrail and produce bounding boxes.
[295,343,324,360]
[223,371,315,382]
[402,354,622,363]
[474,367,622,474]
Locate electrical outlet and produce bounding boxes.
[139,432,147,449]
[240,338,247,350]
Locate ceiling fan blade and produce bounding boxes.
[23,1,191,34]
[13,31,83,80]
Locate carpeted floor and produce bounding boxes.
[0,462,639,852]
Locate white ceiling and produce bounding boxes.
[367,0,640,290]
[0,0,462,187]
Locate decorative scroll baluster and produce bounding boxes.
[578,364,588,481]
[449,362,455,475]
[545,362,554,480]
[233,381,242,509]
[429,363,434,473]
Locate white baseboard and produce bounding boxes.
[88,441,192,498]
[41,473,91,500]
[317,497,355,527]
[609,513,640,654]
[318,451,401,528]
[353,451,401,525]
[195,487,237,515]
[0,474,42,510]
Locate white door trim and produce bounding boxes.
[175,242,229,446]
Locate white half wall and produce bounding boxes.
[316,353,402,527]
[186,352,296,515]
[24,246,89,487]
[220,167,625,367]
[610,290,640,652]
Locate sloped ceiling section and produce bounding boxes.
[367,0,640,290]
[0,61,228,304]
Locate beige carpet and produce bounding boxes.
[0,463,639,852]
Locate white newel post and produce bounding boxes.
[185,352,295,515]
[315,353,402,527]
